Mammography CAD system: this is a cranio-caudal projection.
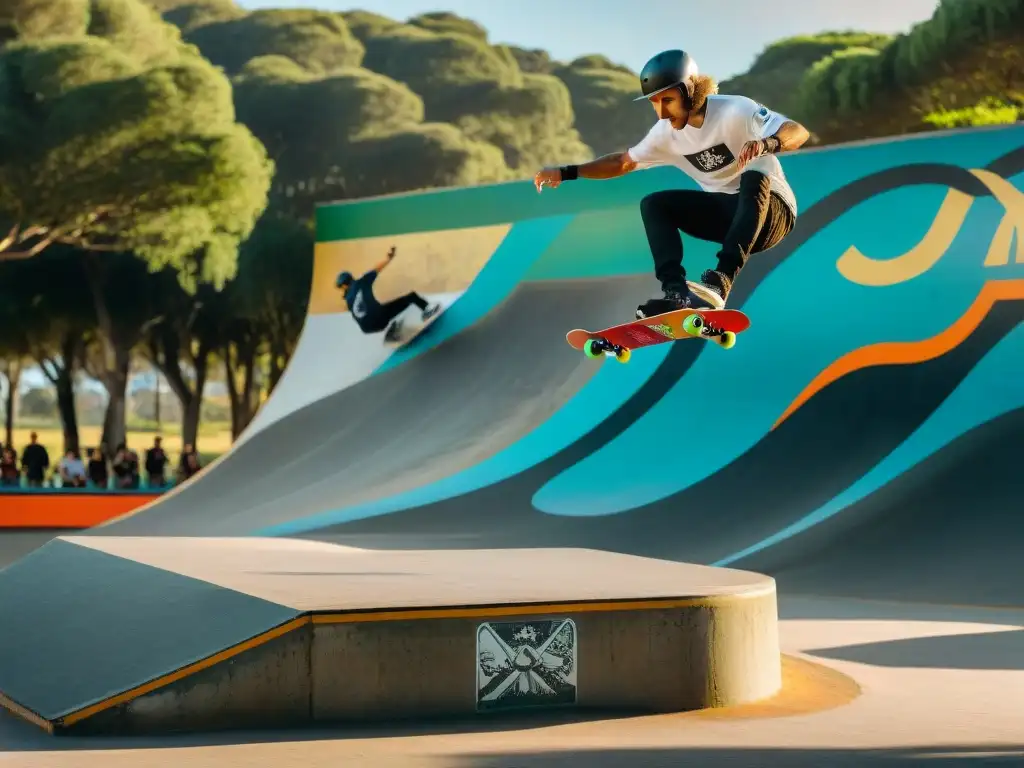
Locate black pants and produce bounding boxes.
[361,291,428,333]
[639,171,795,291]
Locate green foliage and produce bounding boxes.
[785,0,1024,146]
[0,0,91,43]
[796,0,1024,126]
[340,9,400,42]
[748,31,893,74]
[796,46,883,121]
[88,0,186,64]
[507,46,553,74]
[721,31,891,119]
[147,0,244,33]
[0,8,273,289]
[565,54,634,76]
[452,72,591,171]
[552,57,649,155]
[361,24,520,95]
[923,96,1023,128]
[233,62,426,186]
[407,11,488,41]
[184,8,365,76]
[343,123,510,197]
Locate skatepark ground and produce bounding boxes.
[1,124,1023,765]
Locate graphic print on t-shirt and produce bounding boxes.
[683,143,735,174]
[350,289,367,319]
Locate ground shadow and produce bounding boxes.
[805,627,1024,671]
[0,706,640,752]
[449,745,1024,767]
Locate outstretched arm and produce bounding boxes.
[370,245,397,273]
[573,151,639,180]
[534,151,639,191]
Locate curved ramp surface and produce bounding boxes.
[87,124,1024,612]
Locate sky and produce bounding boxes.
[237,0,940,79]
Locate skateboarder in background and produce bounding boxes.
[337,246,441,342]
[533,49,809,319]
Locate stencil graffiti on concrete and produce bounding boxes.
[476,618,577,711]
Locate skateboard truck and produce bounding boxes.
[582,337,632,363]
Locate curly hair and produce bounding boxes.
[688,74,719,113]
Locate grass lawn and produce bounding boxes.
[7,422,233,467]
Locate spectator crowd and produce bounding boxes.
[0,433,203,490]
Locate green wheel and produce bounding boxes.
[716,331,736,350]
[583,339,602,358]
[681,313,704,337]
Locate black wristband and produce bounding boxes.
[559,165,579,181]
[761,136,781,154]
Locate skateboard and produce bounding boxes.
[383,305,444,348]
[566,307,750,363]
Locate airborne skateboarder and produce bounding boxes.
[533,49,809,319]
[337,246,440,342]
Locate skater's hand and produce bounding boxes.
[533,167,562,193]
[737,140,766,170]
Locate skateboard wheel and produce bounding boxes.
[717,331,736,349]
[583,339,602,358]
[682,314,704,337]
[615,347,631,363]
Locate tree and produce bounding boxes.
[0,35,271,272]
[147,0,244,33]
[0,248,94,454]
[360,23,591,173]
[407,11,489,41]
[141,270,216,449]
[232,58,425,182]
[551,56,651,155]
[232,55,511,206]
[228,214,313,393]
[0,0,274,449]
[794,0,1024,143]
[0,0,92,42]
[182,8,365,76]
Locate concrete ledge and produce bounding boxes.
[2,537,781,735]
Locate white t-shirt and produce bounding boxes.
[627,94,798,217]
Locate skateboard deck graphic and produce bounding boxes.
[566,307,750,363]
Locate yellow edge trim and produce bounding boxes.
[32,588,774,730]
[311,592,772,624]
[0,691,55,733]
[59,615,310,727]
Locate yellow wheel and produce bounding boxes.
[615,347,631,363]
[717,331,736,349]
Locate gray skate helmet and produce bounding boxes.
[634,49,699,101]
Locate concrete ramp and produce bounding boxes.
[0,536,779,734]
[0,538,300,730]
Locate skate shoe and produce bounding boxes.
[691,269,731,309]
[635,284,719,319]
[384,318,404,342]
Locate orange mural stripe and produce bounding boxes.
[773,279,1024,429]
[0,493,161,529]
